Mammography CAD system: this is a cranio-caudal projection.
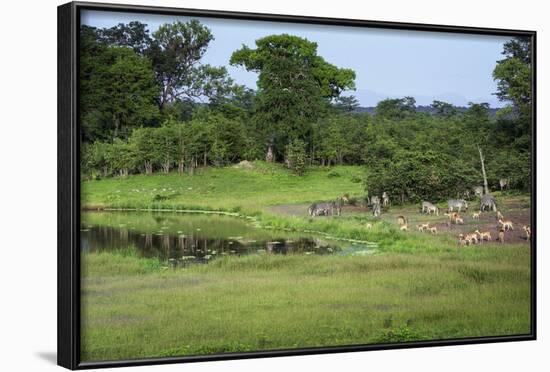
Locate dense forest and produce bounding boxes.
[80,20,532,203]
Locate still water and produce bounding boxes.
[81,211,374,266]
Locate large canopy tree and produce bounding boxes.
[493,37,532,117]
[148,20,236,109]
[98,21,152,55]
[374,97,416,120]
[80,21,241,138]
[80,28,160,141]
[491,36,532,189]
[230,34,356,160]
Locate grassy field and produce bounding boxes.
[81,246,531,361]
[81,162,365,213]
[80,163,532,362]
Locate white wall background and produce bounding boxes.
[0,0,546,370]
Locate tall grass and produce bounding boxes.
[81,246,531,362]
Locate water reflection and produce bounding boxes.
[81,224,341,267]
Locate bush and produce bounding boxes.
[327,170,341,178]
[286,139,307,176]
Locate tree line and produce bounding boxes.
[80,20,532,201]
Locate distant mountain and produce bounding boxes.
[353,105,500,117]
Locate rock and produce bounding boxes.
[233,160,254,169]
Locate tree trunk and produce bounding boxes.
[178,159,185,174]
[266,144,274,163]
[144,161,153,175]
[478,145,489,195]
[113,115,120,138]
[162,161,170,174]
[188,157,195,175]
[203,151,207,167]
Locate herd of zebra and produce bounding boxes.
[307,185,531,245]
[307,190,497,218]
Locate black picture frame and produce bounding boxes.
[58,1,537,369]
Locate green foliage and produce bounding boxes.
[230,34,356,158]
[493,37,532,116]
[148,20,237,109]
[327,170,341,178]
[285,139,307,176]
[81,141,111,179]
[80,43,160,141]
[79,24,532,197]
[83,112,252,177]
[96,21,152,55]
[365,150,477,203]
[375,97,416,120]
[431,100,458,118]
[80,20,240,144]
[98,139,137,177]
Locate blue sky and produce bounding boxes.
[81,10,511,108]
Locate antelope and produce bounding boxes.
[342,193,350,204]
[382,191,390,206]
[498,219,514,231]
[400,224,409,232]
[464,233,479,245]
[472,212,480,220]
[455,217,464,225]
[366,223,373,229]
[444,212,460,224]
[498,228,505,244]
[396,215,407,226]
[496,210,504,221]
[429,226,437,234]
[417,223,430,232]
[475,230,492,242]
[523,225,531,240]
[458,233,477,245]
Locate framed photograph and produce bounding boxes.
[58,1,536,369]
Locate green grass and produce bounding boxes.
[80,163,532,361]
[81,246,531,361]
[81,162,365,214]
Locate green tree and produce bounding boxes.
[105,139,136,177]
[80,42,160,141]
[99,21,152,55]
[130,127,163,174]
[286,139,307,176]
[148,20,235,110]
[230,34,356,159]
[375,97,416,120]
[333,95,360,113]
[493,37,532,116]
[431,100,458,118]
[81,141,111,179]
